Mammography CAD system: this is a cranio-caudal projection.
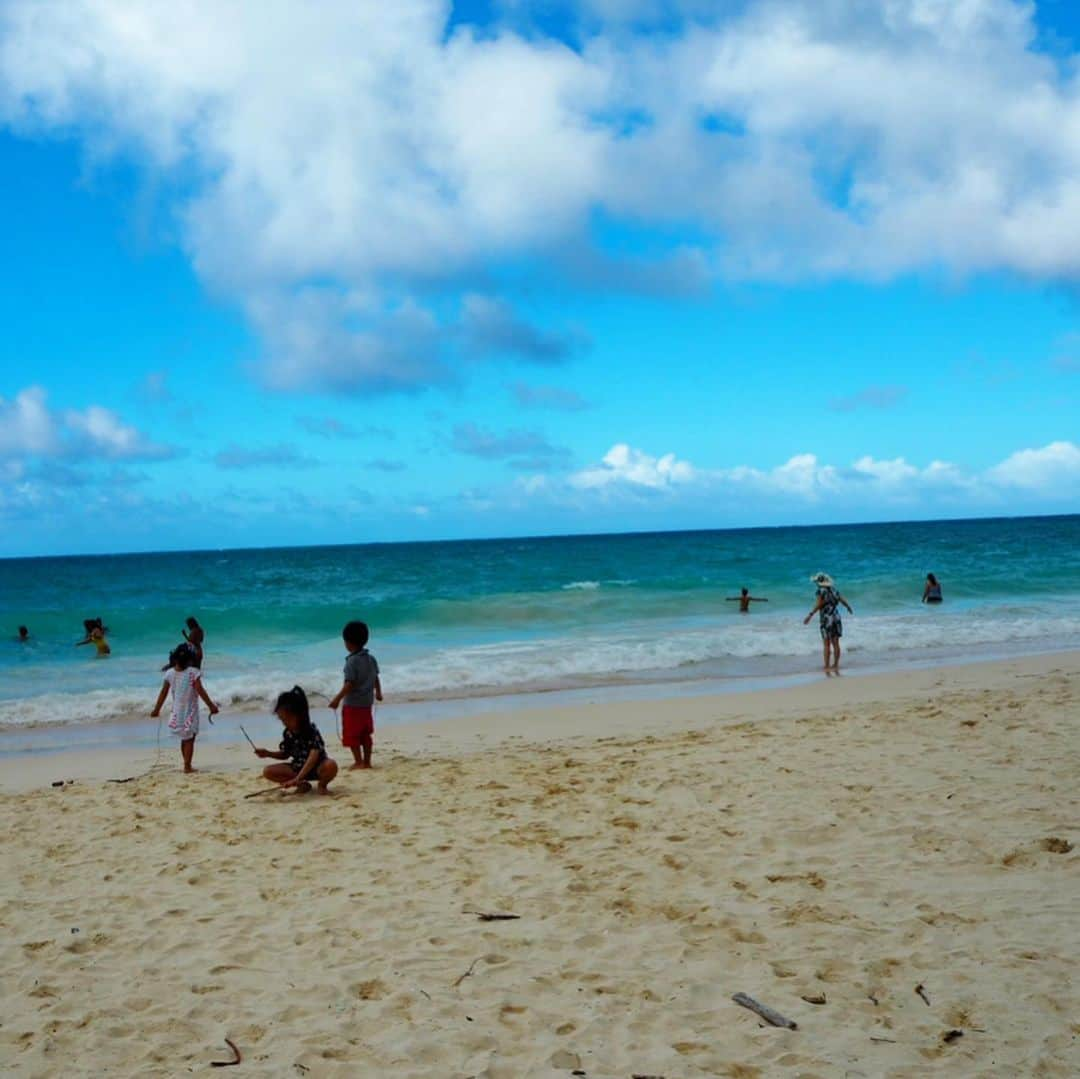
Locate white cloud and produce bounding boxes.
[65,405,173,460]
[6,2,1080,391]
[0,385,172,461]
[557,439,1080,505]
[987,441,1080,491]
[570,443,695,489]
[0,387,57,457]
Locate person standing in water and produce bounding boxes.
[17,626,29,642]
[922,574,943,604]
[726,587,768,613]
[804,573,853,671]
[182,616,205,667]
[77,618,110,657]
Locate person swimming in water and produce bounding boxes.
[922,573,943,604]
[726,587,768,613]
[182,616,205,668]
[17,626,29,642]
[77,617,111,657]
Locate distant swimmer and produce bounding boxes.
[922,573,943,604]
[183,616,205,667]
[17,625,29,642]
[726,587,768,613]
[77,617,111,657]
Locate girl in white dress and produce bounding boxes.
[151,644,220,772]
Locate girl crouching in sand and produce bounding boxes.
[151,644,220,772]
[254,686,338,794]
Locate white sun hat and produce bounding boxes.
[811,572,834,588]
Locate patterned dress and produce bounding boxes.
[817,586,843,641]
[281,723,327,776]
[165,667,203,739]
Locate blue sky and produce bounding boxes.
[1,0,1078,556]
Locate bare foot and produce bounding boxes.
[184,767,198,773]
[348,762,365,771]
[293,781,312,794]
[317,785,333,795]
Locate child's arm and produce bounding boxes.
[282,749,320,786]
[194,677,220,715]
[254,747,287,759]
[374,676,383,702]
[803,595,824,624]
[839,594,854,614]
[328,681,354,710]
[150,681,169,717]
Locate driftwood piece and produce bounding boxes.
[211,1038,242,1067]
[732,992,798,1029]
[244,787,282,799]
[870,1036,897,1044]
[453,958,482,988]
[464,910,520,922]
[915,983,931,1006]
[801,993,827,1005]
[942,1029,964,1044]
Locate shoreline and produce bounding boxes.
[3,648,1076,793]
[3,633,1076,744]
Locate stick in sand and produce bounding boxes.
[244,787,282,799]
[732,992,798,1029]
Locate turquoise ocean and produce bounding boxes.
[1,515,1078,738]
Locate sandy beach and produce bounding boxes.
[3,652,1078,1077]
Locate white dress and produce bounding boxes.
[165,667,202,739]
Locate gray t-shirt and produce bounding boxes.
[343,649,380,707]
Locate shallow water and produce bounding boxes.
[1,514,1078,732]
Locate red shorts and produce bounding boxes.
[341,705,374,747]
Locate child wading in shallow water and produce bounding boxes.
[255,686,338,794]
[151,644,220,772]
[328,620,382,769]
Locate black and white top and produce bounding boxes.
[816,586,844,640]
[281,723,327,774]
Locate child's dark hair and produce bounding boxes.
[186,616,200,630]
[342,621,369,648]
[164,643,196,671]
[274,685,312,726]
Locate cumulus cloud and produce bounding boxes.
[570,443,695,489]
[0,385,173,461]
[987,441,1080,490]
[213,443,318,470]
[556,439,1080,505]
[829,385,909,412]
[510,381,590,411]
[6,2,1080,392]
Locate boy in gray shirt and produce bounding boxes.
[329,620,383,769]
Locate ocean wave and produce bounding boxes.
[3,608,1079,731]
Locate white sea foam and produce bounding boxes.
[3,608,1078,731]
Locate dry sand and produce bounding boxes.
[2,653,1078,1077]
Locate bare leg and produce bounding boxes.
[263,763,295,783]
[316,758,339,794]
[181,737,196,773]
[822,639,830,671]
[832,639,841,670]
[360,735,373,768]
[348,745,364,770]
